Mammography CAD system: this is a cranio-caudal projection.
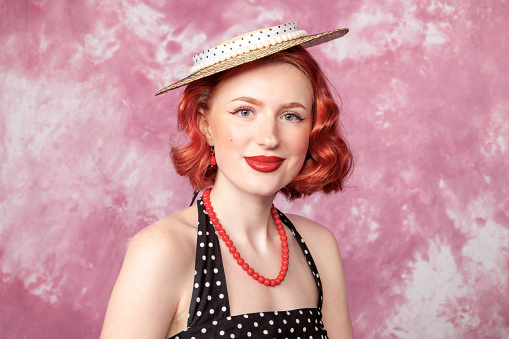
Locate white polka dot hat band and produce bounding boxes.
[155,22,349,95]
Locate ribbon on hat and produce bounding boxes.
[190,22,307,74]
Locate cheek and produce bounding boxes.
[298,139,310,159]
[286,130,311,156]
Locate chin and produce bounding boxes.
[240,177,292,198]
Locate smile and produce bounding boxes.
[244,156,285,173]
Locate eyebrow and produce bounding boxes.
[230,96,307,110]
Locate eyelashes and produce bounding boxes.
[228,106,253,117]
[282,113,304,122]
[228,106,305,121]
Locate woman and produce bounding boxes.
[101,22,354,338]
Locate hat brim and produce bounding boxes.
[155,28,349,96]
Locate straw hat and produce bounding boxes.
[155,22,348,95]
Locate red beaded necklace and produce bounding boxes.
[202,188,289,287]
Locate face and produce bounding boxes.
[199,61,313,198]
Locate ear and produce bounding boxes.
[197,108,214,146]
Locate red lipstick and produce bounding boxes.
[244,156,285,173]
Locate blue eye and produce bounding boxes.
[238,109,252,117]
[230,107,254,117]
[282,113,302,121]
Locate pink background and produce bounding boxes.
[1,0,508,338]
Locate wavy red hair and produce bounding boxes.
[171,46,353,200]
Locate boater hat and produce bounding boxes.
[155,22,348,95]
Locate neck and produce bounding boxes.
[206,181,277,245]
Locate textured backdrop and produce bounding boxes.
[1,0,508,338]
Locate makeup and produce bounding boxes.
[244,156,285,172]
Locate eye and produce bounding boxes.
[230,107,254,117]
[282,113,303,122]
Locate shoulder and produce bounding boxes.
[285,213,354,338]
[128,206,198,264]
[285,213,339,254]
[284,213,343,283]
[100,205,198,338]
[120,205,199,294]
[284,213,343,290]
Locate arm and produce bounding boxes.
[100,220,194,339]
[317,228,355,338]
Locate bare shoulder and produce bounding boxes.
[285,213,339,253]
[124,206,198,279]
[100,205,198,339]
[130,206,197,260]
[285,213,354,338]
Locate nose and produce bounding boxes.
[255,117,280,149]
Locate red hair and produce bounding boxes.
[171,46,353,200]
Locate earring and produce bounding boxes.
[209,147,216,166]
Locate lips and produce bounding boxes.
[244,156,285,173]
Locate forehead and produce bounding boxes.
[211,61,313,108]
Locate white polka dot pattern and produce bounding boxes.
[169,198,328,338]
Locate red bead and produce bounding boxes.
[209,155,216,166]
[201,190,289,288]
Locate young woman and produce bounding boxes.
[101,22,354,338]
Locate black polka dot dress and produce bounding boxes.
[169,198,328,338]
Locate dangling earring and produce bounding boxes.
[209,146,216,166]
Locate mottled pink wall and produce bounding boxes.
[1,0,508,338]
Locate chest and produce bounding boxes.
[219,229,319,316]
